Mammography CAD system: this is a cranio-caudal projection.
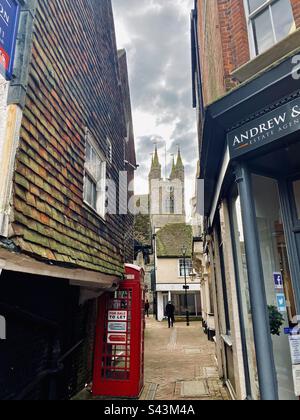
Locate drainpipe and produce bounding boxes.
[8,0,37,108]
[0,0,37,236]
[235,163,279,401]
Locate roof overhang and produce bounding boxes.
[0,247,121,290]
[201,54,300,217]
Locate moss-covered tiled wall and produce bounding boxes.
[11,0,132,277]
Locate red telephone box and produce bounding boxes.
[92,264,145,398]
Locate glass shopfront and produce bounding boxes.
[230,141,300,400]
[230,194,260,399]
[252,174,297,400]
[292,180,300,219]
[173,292,201,317]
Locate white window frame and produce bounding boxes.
[84,130,107,219]
[244,0,295,58]
[178,258,193,278]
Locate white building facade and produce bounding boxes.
[155,223,201,321]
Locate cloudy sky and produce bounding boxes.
[112,0,197,217]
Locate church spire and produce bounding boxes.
[176,146,184,169]
[173,146,185,186]
[149,145,162,181]
[152,145,160,168]
[170,155,176,180]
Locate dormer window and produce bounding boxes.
[246,0,295,57]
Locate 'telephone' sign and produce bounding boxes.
[0,0,20,80]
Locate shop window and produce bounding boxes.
[225,345,236,393]
[179,258,193,277]
[292,180,300,220]
[246,0,295,56]
[252,174,297,400]
[173,293,198,317]
[215,214,231,335]
[84,131,107,218]
[231,193,259,399]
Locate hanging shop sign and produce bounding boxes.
[228,96,300,159]
[0,0,20,80]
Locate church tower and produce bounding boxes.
[148,146,186,229]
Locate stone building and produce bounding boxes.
[0,0,135,400]
[134,150,198,320]
[148,147,186,230]
[191,0,300,401]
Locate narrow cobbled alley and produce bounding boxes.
[140,318,230,401]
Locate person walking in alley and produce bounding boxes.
[145,300,150,318]
[165,301,175,328]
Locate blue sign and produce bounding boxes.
[276,294,287,313]
[284,327,300,335]
[0,0,20,80]
[274,272,283,290]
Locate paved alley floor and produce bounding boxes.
[139,318,230,401]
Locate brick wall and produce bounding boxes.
[11,0,133,277]
[197,0,300,104]
[291,0,300,28]
[197,0,226,105]
[217,0,250,89]
[197,0,250,105]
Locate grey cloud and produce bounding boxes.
[114,0,193,119]
[169,132,197,162]
[112,0,198,194]
[135,134,166,177]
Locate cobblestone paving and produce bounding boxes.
[140,318,230,401]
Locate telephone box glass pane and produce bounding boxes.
[102,289,133,381]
